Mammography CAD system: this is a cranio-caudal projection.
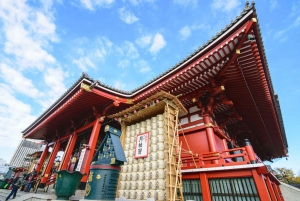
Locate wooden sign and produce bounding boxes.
[134,132,150,158]
[76,147,86,171]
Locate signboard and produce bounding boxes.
[75,147,86,171]
[134,132,150,158]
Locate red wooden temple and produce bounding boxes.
[22,2,287,201]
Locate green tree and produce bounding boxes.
[275,167,296,184]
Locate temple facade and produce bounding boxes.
[21,3,287,201]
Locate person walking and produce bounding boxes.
[5,174,27,201]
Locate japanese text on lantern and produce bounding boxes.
[134,132,149,158]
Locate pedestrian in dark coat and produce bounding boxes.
[5,174,27,201]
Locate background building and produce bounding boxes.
[9,139,42,168]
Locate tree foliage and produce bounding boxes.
[275,167,300,184]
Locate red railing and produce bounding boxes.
[181,147,261,169]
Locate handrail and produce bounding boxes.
[181,146,260,169]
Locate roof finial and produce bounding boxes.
[245,1,249,8]
[251,1,255,6]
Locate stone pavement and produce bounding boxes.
[0,189,29,201]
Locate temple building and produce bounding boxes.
[21,2,287,201]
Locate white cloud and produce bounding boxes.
[179,26,191,40]
[149,33,166,54]
[113,81,126,89]
[211,0,241,13]
[173,0,197,8]
[80,0,94,10]
[136,35,152,48]
[118,60,130,68]
[123,41,139,59]
[270,0,278,11]
[0,1,57,70]
[0,63,41,99]
[0,83,36,151]
[118,7,139,24]
[79,0,114,10]
[73,57,96,72]
[134,60,151,73]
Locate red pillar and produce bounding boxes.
[222,139,229,155]
[245,139,256,164]
[80,119,102,182]
[203,114,218,164]
[40,141,61,184]
[251,169,271,201]
[265,177,277,201]
[200,172,211,201]
[35,144,49,173]
[59,132,78,170]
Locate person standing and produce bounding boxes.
[5,174,27,201]
[25,169,37,192]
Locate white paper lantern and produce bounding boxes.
[151,136,157,144]
[143,171,151,180]
[127,157,133,164]
[152,122,157,129]
[135,190,142,199]
[138,163,144,172]
[141,121,146,127]
[157,159,166,169]
[136,181,143,190]
[149,180,156,190]
[150,152,157,161]
[146,125,152,132]
[146,119,151,125]
[140,127,146,132]
[132,163,138,172]
[151,116,157,123]
[158,127,164,135]
[147,190,155,198]
[144,162,151,171]
[125,137,130,144]
[156,169,165,179]
[156,179,166,189]
[157,120,164,128]
[143,181,150,190]
[157,135,165,142]
[156,190,166,200]
[157,142,165,150]
[150,161,158,170]
[129,143,134,150]
[157,114,164,120]
[157,151,165,160]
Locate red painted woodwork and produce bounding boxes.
[200,173,211,201]
[60,132,78,170]
[80,118,102,182]
[251,169,271,201]
[41,141,61,184]
[180,130,210,158]
[265,177,277,201]
[35,144,49,173]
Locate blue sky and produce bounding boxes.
[0,0,299,174]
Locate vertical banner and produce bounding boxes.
[76,147,86,171]
[134,132,150,158]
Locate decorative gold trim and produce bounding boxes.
[126,99,134,104]
[221,86,225,90]
[236,49,240,54]
[252,18,257,22]
[104,125,110,132]
[96,174,101,180]
[110,158,116,164]
[85,183,91,197]
[81,83,92,92]
[88,171,93,182]
[205,123,214,127]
